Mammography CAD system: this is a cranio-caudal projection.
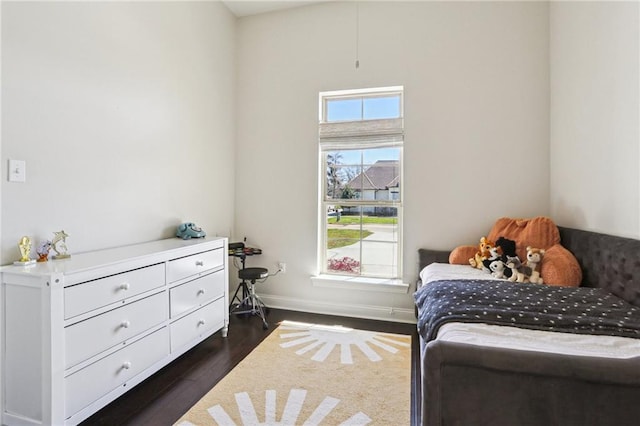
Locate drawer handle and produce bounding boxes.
[120,320,131,329]
[122,361,132,370]
[197,288,206,296]
[195,260,205,267]
[119,282,130,291]
[197,319,206,327]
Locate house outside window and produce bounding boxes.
[318,86,403,280]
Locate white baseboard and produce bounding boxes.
[258,293,417,324]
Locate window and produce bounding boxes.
[318,86,403,280]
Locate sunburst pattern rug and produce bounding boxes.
[175,320,412,425]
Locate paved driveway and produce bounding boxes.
[327,224,398,276]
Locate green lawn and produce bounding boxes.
[327,229,373,249]
[328,216,397,225]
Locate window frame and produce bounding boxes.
[318,86,404,281]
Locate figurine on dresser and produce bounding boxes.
[36,240,52,262]
[51,230,71,259]
[14,236,36,266]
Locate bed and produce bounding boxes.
[415,223,640,426]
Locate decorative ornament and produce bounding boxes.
[51,230,71,259]
[36,240,53,262]
[14,236,36,266]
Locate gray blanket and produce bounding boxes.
[415,279,640,342]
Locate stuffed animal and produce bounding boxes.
[482,258,493,274]
[448,217,583,286]
[485,258,509,279]
[469,237,496,270]
[481,247,503,273]
[495,236,517,261]
[525,246,545,284]
[487,245,502,260]
[506,255,528,283]
[483,245,504,272]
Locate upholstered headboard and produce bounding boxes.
[559,226,640,305]
[418,226,640,306]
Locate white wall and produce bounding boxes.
[235,1,550,321]
[5,0,634,325]
[1,1,236,262]
[550,1,640,239]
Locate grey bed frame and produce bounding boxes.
[417,226,640,426]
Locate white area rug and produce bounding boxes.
[175,320,412,425]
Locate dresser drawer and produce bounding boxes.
[64,263,165,319]
[167,249,223,284]
[65,291,168,368]
[170,298,224,352]
[65,327,169,418]
[170,270,225,318]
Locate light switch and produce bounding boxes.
[8,159,26,183]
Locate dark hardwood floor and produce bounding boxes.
[81,309,419,426]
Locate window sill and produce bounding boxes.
[311,274,410,294]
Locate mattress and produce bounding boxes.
[421,263,640,359]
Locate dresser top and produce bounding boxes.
[0,237,226,282]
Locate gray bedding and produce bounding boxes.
[416,279,640,342]
[416,226,640,426]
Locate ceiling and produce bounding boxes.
[222,1,332,18]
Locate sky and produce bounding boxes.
[326,95,400,122]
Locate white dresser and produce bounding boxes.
[0,237,229,426]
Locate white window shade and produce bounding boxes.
[319,118,404,150]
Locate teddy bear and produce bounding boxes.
[525,246,545,284]
[469,236,496,270]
